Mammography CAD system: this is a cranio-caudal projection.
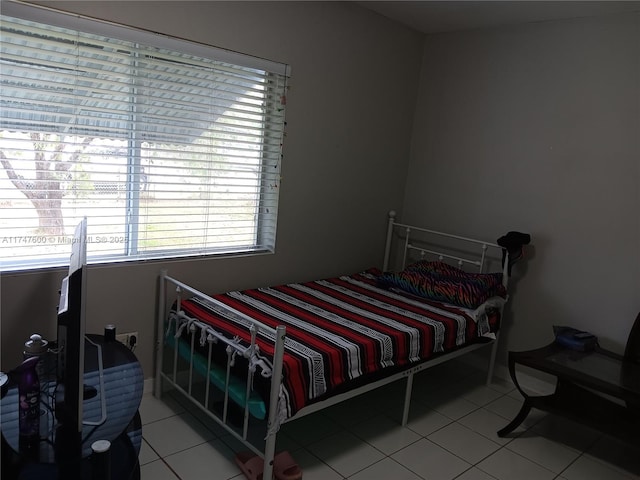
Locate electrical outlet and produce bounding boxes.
[115,331,138,348]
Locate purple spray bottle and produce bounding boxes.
[15,355,41,455]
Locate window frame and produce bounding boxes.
[0,2,289,272]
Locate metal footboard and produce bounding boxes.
[155,271,285,480]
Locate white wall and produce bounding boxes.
[404,12,640,358]
[0,1,423,374]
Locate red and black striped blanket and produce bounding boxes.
[173,268,501,419]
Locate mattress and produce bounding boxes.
[166,268,501,420]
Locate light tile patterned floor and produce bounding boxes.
[138,360,640,480]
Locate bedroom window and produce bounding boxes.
[0,3,289,271]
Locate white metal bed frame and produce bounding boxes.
[153,211,510,480]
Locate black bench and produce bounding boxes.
[498,313,640,443]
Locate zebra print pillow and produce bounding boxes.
[379,262,506,309]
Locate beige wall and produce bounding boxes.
[0,2,423,375]
[404,12,640,358]
[4,2,637,382]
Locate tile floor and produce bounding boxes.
[138,359,640,480]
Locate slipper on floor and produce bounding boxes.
[273,451,302,480]
[235,450,303,480]
[235,451,264,480]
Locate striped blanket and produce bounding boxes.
[174,268,499,419]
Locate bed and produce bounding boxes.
[153,211,514,480]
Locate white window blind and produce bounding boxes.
[0,2,289,271]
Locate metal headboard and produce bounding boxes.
[382,211,509,287]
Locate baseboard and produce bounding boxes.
[493,362,556,395]
[143,370,193,396]
[144,353,558,399]
[144,377,154,395]
[460,350,556,395]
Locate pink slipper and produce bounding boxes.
[273,451,302,480]
[235,451,302,480]
[235,451,264,480]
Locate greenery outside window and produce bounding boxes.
[0,3,289,271]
